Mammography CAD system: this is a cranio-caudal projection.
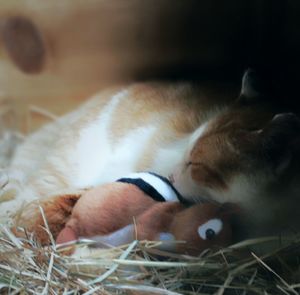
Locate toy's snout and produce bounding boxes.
[170,202,241,255]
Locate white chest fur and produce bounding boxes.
[68,91,190,187]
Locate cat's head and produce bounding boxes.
[171,70,300,235]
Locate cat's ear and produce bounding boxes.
[238,69,264,104]
[260,113,300,176]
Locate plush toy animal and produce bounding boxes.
[56,173,239,255]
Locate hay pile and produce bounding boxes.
[1,226,300,294]
[1,100,300,294]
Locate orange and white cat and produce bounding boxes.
[1,70,300,236]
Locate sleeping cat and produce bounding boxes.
[1,70,300,237]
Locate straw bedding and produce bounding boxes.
[1,101,300,295]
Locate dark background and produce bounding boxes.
[133,0,300,110]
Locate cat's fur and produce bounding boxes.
[1,71,300,237]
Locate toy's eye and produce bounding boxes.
[205,228,216,240]
[198,219,223,240]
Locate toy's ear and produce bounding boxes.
[91,224,135,247]
[238,69,264,104]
